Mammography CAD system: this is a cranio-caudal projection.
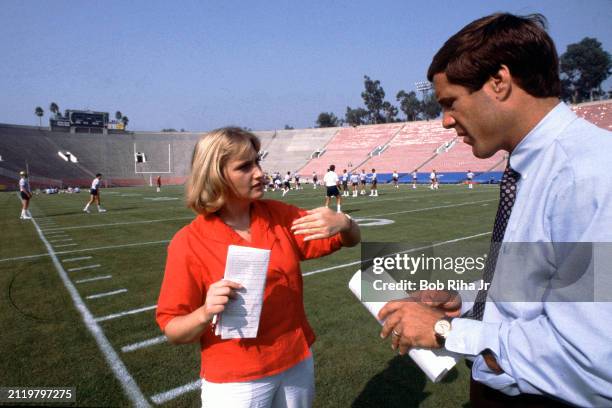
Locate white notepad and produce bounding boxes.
[348,270,459,382]
[214,245,270,339]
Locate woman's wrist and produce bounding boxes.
[341,213,353,232]
[197,307,212,325]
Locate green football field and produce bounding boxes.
[0,183,499,407]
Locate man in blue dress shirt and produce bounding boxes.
[378,13,612,407]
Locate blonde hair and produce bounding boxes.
[186,127,261,214]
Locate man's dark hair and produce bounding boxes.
[96,173,102,177]
[329,164,335,171]
[427,13,560,98]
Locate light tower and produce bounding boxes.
[415,80,433,99]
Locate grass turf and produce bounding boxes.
[0,183,498,407]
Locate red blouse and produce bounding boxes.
[156,199,343,382]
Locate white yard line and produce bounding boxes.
[54,243,79,248]
[42,216,193,232]
[75,275,113,284]
[86,289,128,300]
[55,240,170,256]
[121,335,167,353]
[94,305,157,323]
[49,238,74,243]
[68,264,101,272]
[28,216,150,407]
[150,380,201,405]
[0,240,170,263]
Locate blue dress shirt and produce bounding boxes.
[445,102,612,406]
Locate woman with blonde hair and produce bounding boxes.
[156,127,360,407]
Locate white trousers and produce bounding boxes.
[201,355,314,408]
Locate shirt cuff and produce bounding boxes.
[445,318,520,394]
[444,318,501,356]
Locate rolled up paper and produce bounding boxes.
[348,269,459,382]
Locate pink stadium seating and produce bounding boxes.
[299,123,404,175]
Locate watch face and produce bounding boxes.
[434,319,452,337]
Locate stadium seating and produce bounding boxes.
[257,128,337,175]
[299,123,404,176]
[0,99,609,190]
[572,100,612,130]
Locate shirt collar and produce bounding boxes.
[194,200,277,249]
[509,102,576,178]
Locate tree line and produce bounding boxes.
[316,36,611,128]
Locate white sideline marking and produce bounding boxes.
[63,256,93,263]
[122,335,167,353]
[44,231,67,235]
[54,243,79,248]
[75,275,112,284]
[49,238,74,243]
[302,231,491,277]
[95,305,157,323]
[68,264,101,272]
[86,289,128,300]
[28,217,150,407]
[43,216,192,232]
[150,380,201,405]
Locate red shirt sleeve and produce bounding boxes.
[156,228,206,331]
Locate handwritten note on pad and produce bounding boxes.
[215,245,270,339]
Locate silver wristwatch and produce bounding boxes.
[434,316,453,346]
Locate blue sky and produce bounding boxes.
[1,0,610,131]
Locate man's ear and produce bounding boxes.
[489,65,512,101]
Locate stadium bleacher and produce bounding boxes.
[572,100,612,130]
[299,123,404,176]
[258,128,337,175]
[0,99,609,190]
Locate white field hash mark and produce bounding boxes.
[86,289,128,300]
[62,256,93,263]
[75,275,112,284]
[94,305,157,323]
[68,264,101,272]
[121,335,167,353]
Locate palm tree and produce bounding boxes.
[121,115,129,129]
[35,106,44,126]
[49,102,59,116]
[115,111,123,121]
